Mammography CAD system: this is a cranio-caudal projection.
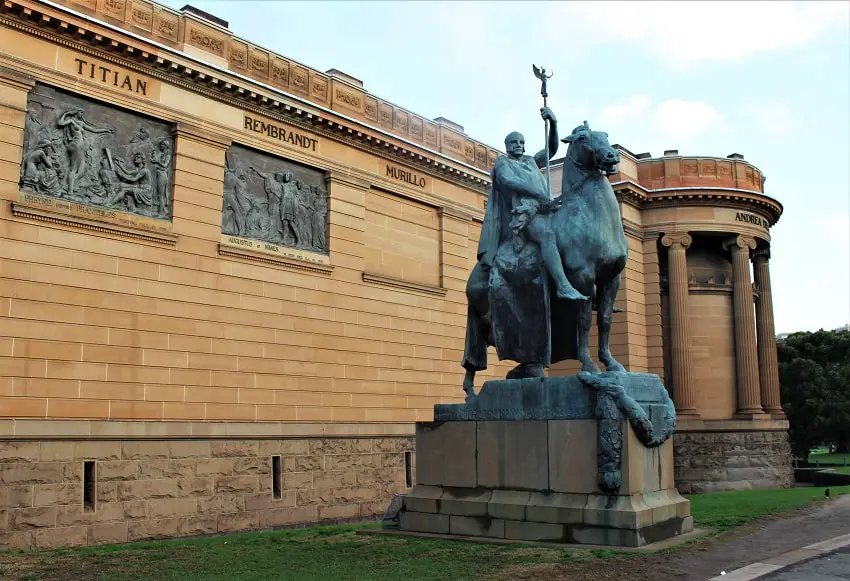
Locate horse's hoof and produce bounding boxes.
[603,362,626,373]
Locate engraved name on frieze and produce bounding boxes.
[443,134,462,151]
[272,60,289,85]
[221,144,328,257]
[19,84,174,222]
[364,99,377,119]
[335,87,361,109]
[156,13,178,40]
[292,68,308,90]
[102,0,125,18]
[230,44,248,68]
[73,58,148,96]
[131,6,153,28]
[189,28,225,55]
[386,165,426,188]
[251,54,268,74]
[243,115,318,152]
[735,212,769,229]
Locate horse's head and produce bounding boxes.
[562,121,619,176]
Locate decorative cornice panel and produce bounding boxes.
[0,1,493,197]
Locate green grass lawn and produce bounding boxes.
[809,451,850,466]
[0,486,846,581]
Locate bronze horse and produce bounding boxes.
[552,122,628,373]
[462,121,627,398]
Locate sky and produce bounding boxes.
[162,0,850,334]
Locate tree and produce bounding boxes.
[778,330,850,460]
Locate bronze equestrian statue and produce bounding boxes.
[462,109,628,400]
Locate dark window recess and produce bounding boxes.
[404,451,413,488]
[83,461,96,512]
[272,455,282,499]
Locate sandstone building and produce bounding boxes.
[0,0,790,550]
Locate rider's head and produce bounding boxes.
[504,131,525,158]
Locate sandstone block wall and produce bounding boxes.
[674,430,793,494]
[0,436,412,550]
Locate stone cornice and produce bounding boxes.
[172,122,232,149]
[2,0,492,196]
[611,180,782,227]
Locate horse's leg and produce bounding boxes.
[461,263,490,399]
[598,273,626,372]
[570,268,599,373]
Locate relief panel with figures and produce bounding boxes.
[19,83,174,221]
[221,144,328,256]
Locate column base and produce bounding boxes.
[767,409,786,420]
[675,408,701,419]
[734,410,770,421]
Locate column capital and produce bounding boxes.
[752,247,771,262]
[661,232,692,249]
[723,234,757,252]
[172,123,232,150]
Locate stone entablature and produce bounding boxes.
[0,0,492,201]
[43,0,502,175]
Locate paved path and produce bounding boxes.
[762,548,850,580]
[655,495,850,580]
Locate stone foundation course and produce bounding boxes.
[0,437,413,550]
[674,430,793,493]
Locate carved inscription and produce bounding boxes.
[71,56,148,96]
[250,49,269,76]
[463,142,474,161]
[230,41,248,69]
[475,145,487,167]
[386,164,426,188]
[291,67,309,93]
[364,97,378,121]
[442,133,463,153]
[221,144,328,256]
[378,103,393,129]
[154,10,178,42]
[735,211,769,228]
[19,84,174,221]
[129,1,153,31]
[311,76,328,101]
[271,58,289,86]
[393,110,409,134]
[334,87,361,109]
[188,26,225,56]
[424,123,437,147]
[101,0,126,19]
[243,115,318,152]
[410,117,423,140]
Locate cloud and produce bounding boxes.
[567,1,849,68]
[740,102,802,139]
[654,100,722,139]
[600,95,650,126]
[596,95,722,142]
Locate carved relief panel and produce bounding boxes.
[19,84,174,220]
[221,144,328,255]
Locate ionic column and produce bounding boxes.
[661,232,699,417]
[724,235,764,416]
[753,247,784,417]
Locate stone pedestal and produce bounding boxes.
[396,373,692,547]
